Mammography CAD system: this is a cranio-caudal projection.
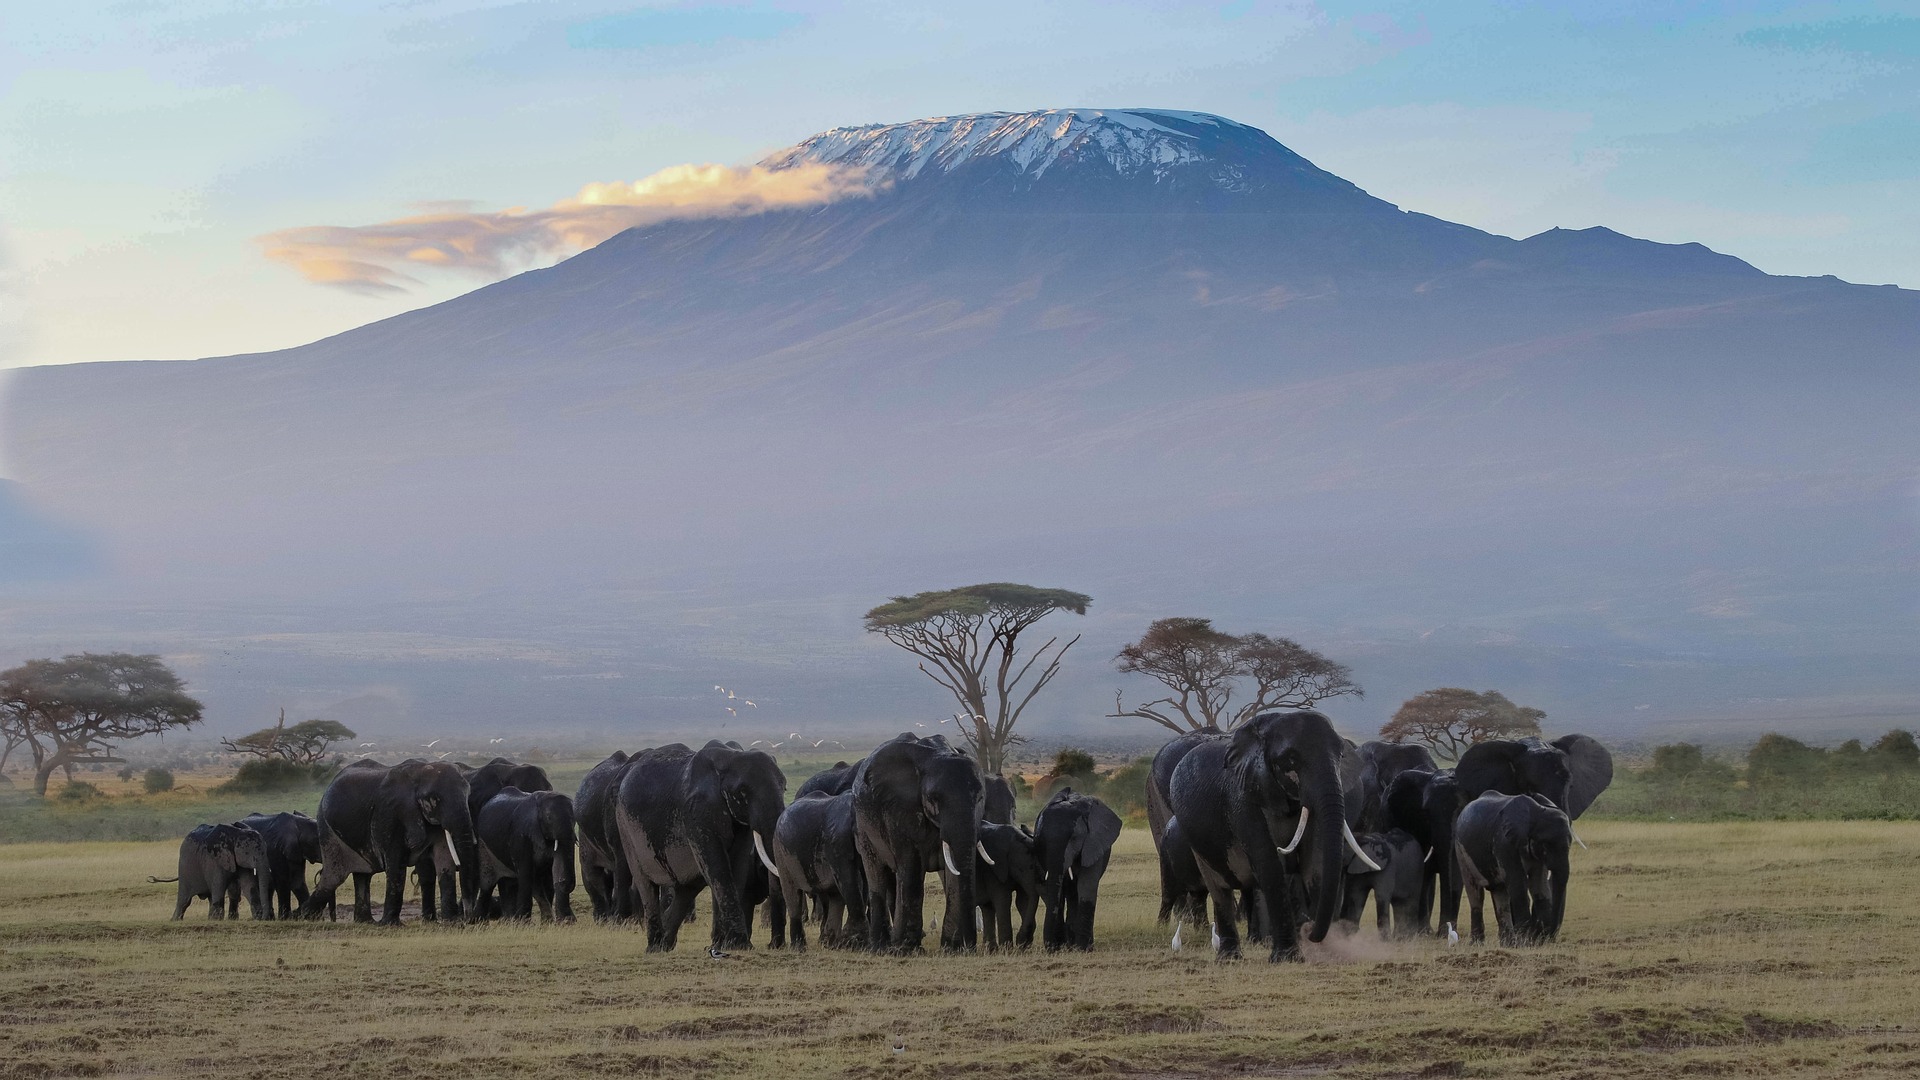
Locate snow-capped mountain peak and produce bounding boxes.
[761,108,1253,182]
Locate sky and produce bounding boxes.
[1,0,1915,370]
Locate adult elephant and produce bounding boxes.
[973,821,1039,951]
[446,758,553,918]
[772,791,868,950]
[1338,829,1424,939]
[796,761,856,799]
[613,741,786,951]
[163,822,271,920]
[982,774,1017,825]
[574,750,639,921]
[1167,710,1377,961]
[300,758,479,925]
[1456,735,1614,825]
[1381,768,1463,934]
[1455,792,1572,946]
[1148,730,1216,925]
[1352,742,1438,832]
[1032,788,1123,951]
[476,787,577,922]
[851,732,985,953]
[240,811,322,920]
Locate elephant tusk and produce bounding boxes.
[975,840,995,867]
[1570,825,1588,851]
[1425,845,1435,864]
[941,841,962,877]
[753,832,780,879]
[1276,807,1310,855]
[444,830,461,868]
[1342,822,1382,872]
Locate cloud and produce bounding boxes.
[258,161,875,293]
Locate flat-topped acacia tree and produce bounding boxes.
[864,583,1090,775]
[0,653,203,795]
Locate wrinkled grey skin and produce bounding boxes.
[1032,788,1124,951]
[1455,792,1572,946]
[773,790,868,950]
[240,811,322,920]
[796,761,856,799]
[574,750,638,921]
[1382,768,1462,934]
[1148,730,1216,926]
[168,823,271,921]
[449,758,554,918]
[1338,828,1424,939]
[476,787,577,923]
[614,740,787,951]
[301,758,480,924]
[1351,742,1438,832]
[981,774,1017,826]
[851,732,984,953]
[974,821,1039,951]
[1456,736,1613,820]
[1167,710,1355,961]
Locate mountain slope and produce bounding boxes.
[3,109,1913,739]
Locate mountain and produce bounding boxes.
[3,109,1914,743]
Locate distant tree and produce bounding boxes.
[142,766,176,794]
[1108,617,1361,732]
[1380,688,1544,761]
[1869,729,1920,771]
[865,583,1090,775]
[1047,748,1098,783]
[1646,743,1737,788]
[1746,733,1826,786]
[221,709,356,765]
[0,653,204,796]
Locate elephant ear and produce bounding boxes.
[1224,720,1267,784]
[1552,734,1614,819]
[687,745,726,801]
[1079,801,1123,867]
[1337,739,1365,807]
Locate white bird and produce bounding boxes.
[915,722,925,728]
[1446,922,1460,946]
[714,685,724,692]
[939,717,952,724]
[727,692,736,700]
[425,739,441,749]
[812,740,824,748]
[727,708,737,716]
[749,740,763,748]
[488,738,504,744]
[789,732,799,740]
[359,742,376,748]
[770,742,783,749]
[435,752,450,760]
[743,700,756,708]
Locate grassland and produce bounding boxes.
[2,820,1918,1079]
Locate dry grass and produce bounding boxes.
[1,822,1917,1078]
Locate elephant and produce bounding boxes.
[1456,735,1614,823]
[1338,828,1424,939]
[1156,816,1213,948]
[1381,767,1463,935]
[613,740,787,951]
[851,731,985,953]
[1455,792,1572,946]
[435,758,555,919]
[300,758,480,925]
[476,787,577,922]
[164,822,272,920]
[1351,742,1438,832]
[1148,729,1216,925]
[772,791,868,950]
[574,750,640,921]
[240,811,324,920]
[796,761,856,799]
[1031,788,1123,951]
[1166,710,1377,961]
[973,821,1039,951]
[982,774,1017,825]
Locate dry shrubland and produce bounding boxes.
[1,821,1917,1078]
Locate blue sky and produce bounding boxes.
[1,0,1914,369]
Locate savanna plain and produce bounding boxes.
[3,805,1918,1079]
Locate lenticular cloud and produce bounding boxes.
[258,162,875,293]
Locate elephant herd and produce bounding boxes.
[1150,711,1613,958]
[162,713,1611,961]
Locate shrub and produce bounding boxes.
[142,767,176,794]
[214,757,337,794]
[1048,748,1097,782]
[117,767,136,781]
[1747,734,1825,786]
[57,780,104,802]
[1871,730,1920,771]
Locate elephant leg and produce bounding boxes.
[660,882,703,951]
[173,878,192,920]
[1464,878,1487,945]
[514,855,540,920]
[996,895,1016,950]
[207,872,228,921]
[893,852,928,954]
[348,872,371,923]
[415,863,438,923]
[377,853,407,926]
[1015,888,1037,950]
[784,884,808,952]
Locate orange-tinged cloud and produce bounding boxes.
[258,162,875,294]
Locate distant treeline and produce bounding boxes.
[1593,730,1920,820]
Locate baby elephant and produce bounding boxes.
[1454,792,1572,946]
[164,822,272,920]
[1032,788,1123,951]
[476,787,578,922]
[974,821,1040,951]
[1339,828,1424,939]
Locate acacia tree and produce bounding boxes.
[1379,687,1543,761]
[1108,617,1361,732]
[864,583,1090,775]
[0,653,204,795]
[221,709,357,764]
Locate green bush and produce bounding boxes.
[214,758,338,794]
[142,767,176,794]
[57,781,104,802]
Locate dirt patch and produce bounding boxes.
[1070,1002,1213,1035]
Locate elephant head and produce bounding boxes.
[532,790,578,903]
[226,823,273,917]
[1223,709,1363,944]
[1504,794,1572,941]
[1457,736,1613,822]
[384,760,480,914]
[689,740,788,880]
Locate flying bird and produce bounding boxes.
[425,739,441,749]
[748,740,762,748]
[488,738,504,744]
[359,742,376,748]
[812,740,825,748]
[435,752,450,760]
[770,742,783,749]
[728,692,737,700]
[727,708,737,716]
[714,685,724,692]
[743,700,756,708]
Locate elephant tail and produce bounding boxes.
[147,875,180,883]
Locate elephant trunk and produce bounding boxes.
[1304,776,1346,944]
[441,809,481,918]
[253,861,273,920]
[1544,848,1570,940]
[939,813,979,950]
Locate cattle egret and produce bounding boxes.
[744,700,756,708]
[425,739,441,749]
[727,708,737,716]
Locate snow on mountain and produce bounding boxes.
[761,108,1253,183]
